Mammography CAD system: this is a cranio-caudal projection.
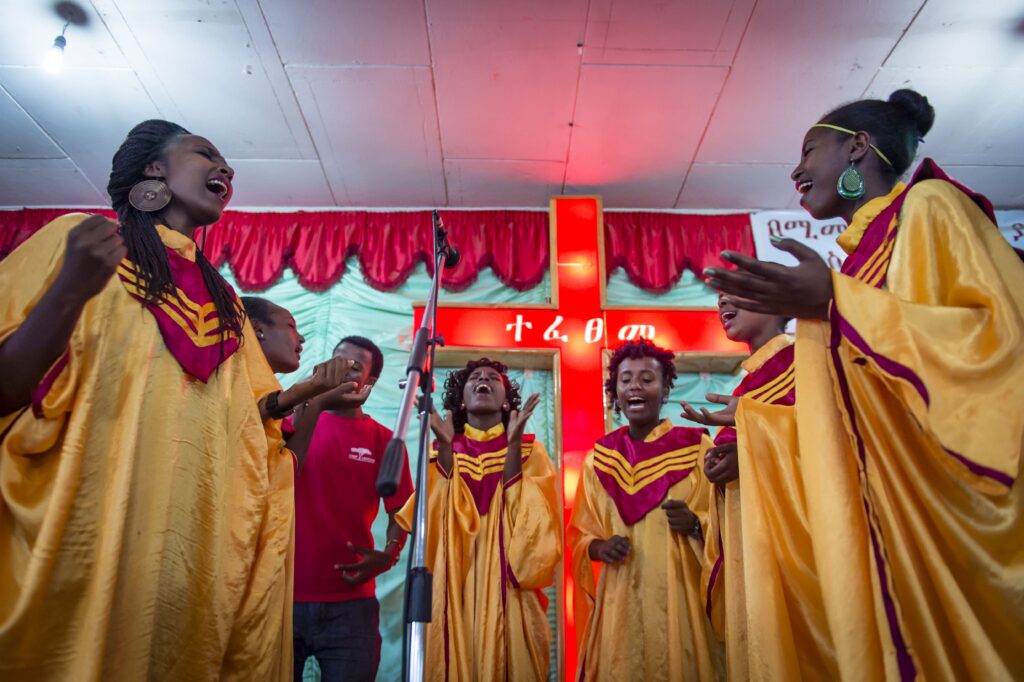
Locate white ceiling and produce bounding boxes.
[1,0,1022,210]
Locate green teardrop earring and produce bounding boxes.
[836,160,865,200]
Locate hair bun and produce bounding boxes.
[888,89,934,138]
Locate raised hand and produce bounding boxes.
[56,215,126,302]
[703,239,832,320]
[507,392,540,443]
[680,393,738,428]
[662,499,699,536]
[589,535,631,564]
[430,408,456,445]
[704,442,739,485]
[334,542,394,586]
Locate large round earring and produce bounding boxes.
[836,161,865,200]
[129,179,172,212]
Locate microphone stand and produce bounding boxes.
[376,210,456,682]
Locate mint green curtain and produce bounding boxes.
[222,258,733,681]
[223,260,555,681]
[605,268,718,308]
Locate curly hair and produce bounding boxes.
[605,340,677,414]
[442,358,523,433]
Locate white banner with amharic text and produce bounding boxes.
[751,209,1024,271]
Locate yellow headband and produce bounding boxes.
[811,123,894,168]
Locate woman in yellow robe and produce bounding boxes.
[685,300,837,680]
[569,340,722,681]
[706,89,1024,679]
[0,121,344,680]
[396,358,561,681]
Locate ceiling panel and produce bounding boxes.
[113,0,310,160]
[677,162,798,210]
[289,65,446,206]
[695,0,925,165]
[564,64,728,207]
[226,159,334,206]
[583,0,755,66]
[0,0,1021,209]
[0,0,128,69]
[258,0,429,66]
[941,165,1024,207]
[0,158,105,206]
[429,0,588,162]
[0,67,160,193]
[881,0,1024,70]
[864,67,1024,167]
[0,84,64,158]
[445,158,564,206]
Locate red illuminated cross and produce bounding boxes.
[414,196,743,679]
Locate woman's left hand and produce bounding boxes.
[507,392,540,444]
[680,393,738,428]
[703,239,833,320]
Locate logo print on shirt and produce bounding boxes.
[349,447,376,464]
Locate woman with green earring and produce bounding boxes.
[701,89,1024,679]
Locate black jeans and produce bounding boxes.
[294,598,381,682]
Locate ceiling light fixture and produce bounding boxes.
[44,22,69,75]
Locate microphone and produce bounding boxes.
[432,210,460,269]
[376,438,406,498]
[444,244,460,269]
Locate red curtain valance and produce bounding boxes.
[0,208,118,261]
[194,210,550,293]
[1,208,755,294]
[604,212,755,293]
[0,209,550,293]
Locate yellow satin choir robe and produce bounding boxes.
[703,334,837,681]
[0,214,294,681]
[396,423,562,681]
[569,419,723,681]
[740,171,1024,679]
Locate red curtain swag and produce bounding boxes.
[604,212,755,293]
[1,208,753,294]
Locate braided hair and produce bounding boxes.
[442,358,523,433]
[819,89,935,178]
[605,339,677,414]
[107,120,245,345]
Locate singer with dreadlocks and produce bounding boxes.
[568,340,722,681]
[0,120,347,680]
[395,358,561,681]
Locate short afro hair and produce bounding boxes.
[605,340,677,414]
[335,335,384,379]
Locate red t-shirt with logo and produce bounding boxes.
[289,412,414,602]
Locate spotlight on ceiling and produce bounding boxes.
[44,29,67,74]
[44,2,89,76]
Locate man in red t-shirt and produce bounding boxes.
[286,336,414,682]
